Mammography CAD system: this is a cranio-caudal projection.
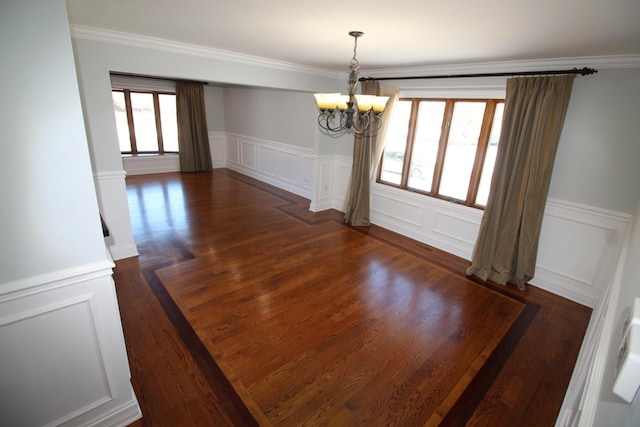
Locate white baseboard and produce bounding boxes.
[73,388,142,427]
[107,243,139,261]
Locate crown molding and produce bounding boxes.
[361,55,640,79]
[69,25,341,79]
[70,25,639,81]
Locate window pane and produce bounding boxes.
[112,91,131,152]
[130,92,158,152]
[439,102,486,201]
[380,100,412,185]
[475,102,504,206]
[159,94,178,152]
[407,101,445,192]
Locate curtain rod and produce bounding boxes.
[359,67,597,82]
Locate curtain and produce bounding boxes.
[176,81,212,172]
[344,83,399,226]
[466,75,574,289]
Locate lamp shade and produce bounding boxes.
[314,93,341,110]
[336,95,350,111]
[373,96,390,112]
[354,95,375,112]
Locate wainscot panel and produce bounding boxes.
[208,131,227,168]
[226,135,240,165]
[94,171,138,260]
[122,154,180,175]
[226,133,314,199]
[0,259,141,427]
[310,156,335,212]
[370,183,628,307]
[531,199,629,307]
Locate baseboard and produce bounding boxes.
[74,388,142,427]
[107,243,139,261]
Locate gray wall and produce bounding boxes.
[204,86,226,132]
[550,68,640,214]
[1,0,106,282]
[222,87,317,149]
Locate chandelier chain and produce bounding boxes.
[351,36,359,69]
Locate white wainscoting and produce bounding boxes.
[225,133,314,199]
[533,200,629,307]
[209,131,227,168]
[370,183,483,260]
[93,170,138,260]
[0,258,141,427]
[369,182,629,307]
[122,154,180,175]
[120,132,227,174]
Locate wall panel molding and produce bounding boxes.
[122,154,180,175]
[0,261,141,427]
[309,155,335,212]
[371,183,483,260]
[209,131,228,168]
[370,184,629,307]
[225,133,314,199]
[531,199,629,307]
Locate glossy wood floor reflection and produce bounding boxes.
[117,170,591,426]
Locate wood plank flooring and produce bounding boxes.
[115,169,592,426]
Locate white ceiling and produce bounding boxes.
[65,0,640,72]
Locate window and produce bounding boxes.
[112,89,178,154]
[378,98,504,208]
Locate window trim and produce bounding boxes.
[377,97,504,209]
[113,89,178,155]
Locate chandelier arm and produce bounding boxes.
[318,111,349,133]
[351,111,370,135]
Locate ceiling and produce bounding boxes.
[65,0,640,73]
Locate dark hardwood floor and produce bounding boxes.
[116,169,591,426]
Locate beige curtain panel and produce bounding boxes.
[466,75,575,289]
[176,81,212,172]
[344,83,399,226]
[344,80,380,226]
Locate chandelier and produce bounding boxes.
[314,31,389,136]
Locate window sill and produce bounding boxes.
[121,153,179,158]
